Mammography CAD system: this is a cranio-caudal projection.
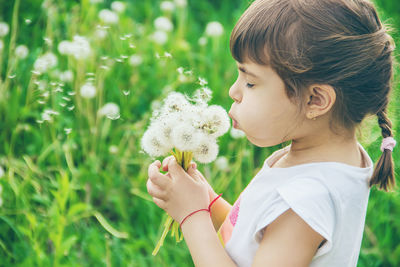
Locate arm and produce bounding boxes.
[209,195,232,230]
[252,209,325,267]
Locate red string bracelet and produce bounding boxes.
[179,193,223,228]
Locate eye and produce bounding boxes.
[246,83,255,88]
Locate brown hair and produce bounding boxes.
[230,0,396,191]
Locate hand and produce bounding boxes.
[161,156,218,203]
[147,157,211,224]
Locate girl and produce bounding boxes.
[147,0,396,266]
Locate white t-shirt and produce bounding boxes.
[217,144,373,267]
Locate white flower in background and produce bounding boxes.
[95,27,108,39]
[109,145,119,154]
[58,36,91,60]
[0,22,9,37]
[111,1,126,13]
[152,31,168,45]
[0,166,4,178]
[98,102,120,119]
[174,0,187,8]
[154,17,173,32]
[129,54,143,66]
[230,127,246,139]
[198,37,207,46]
[15,45,29,59]
[205,21,224,37]
[215,156,229,171]
[193,136,219,163]
[71,35,91,59]
[160,1,175,12]
[99,9,119,24]
[0,40,3,51]
[34,52,58,73]
[80,82,96,99]
[59,70,74,82]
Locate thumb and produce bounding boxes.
[167,157,186,177]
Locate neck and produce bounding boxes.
[277,128,363,168]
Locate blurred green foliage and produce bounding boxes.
[0,0,398,266]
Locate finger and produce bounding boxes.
[147,179,166,199]
[167,157,186,177]
[148,160,162,179]
[187,165,201,182]
[162,156,175,172]
[152,196,166,210]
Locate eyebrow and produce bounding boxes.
[238,66,259,78]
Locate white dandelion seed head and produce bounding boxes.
[70,35,91,60]
[15,45,29,59]
[141,126,172,157]
[193,136,219,163]
[230,127,246,139]
[171,123,200,152]
[198,36,207,46]
[34,52,58,73]
[59,70,74,82]
[193,87,212,105]
[174,0,187,8]
[0,166,4,178]
[215,156,229,171]
[149,118,175,148]
[58,40,73,55]
[129,54,143,66]
[80,82,96,99]
[0,22,9,37]
[109,145,119,154]
[99,9,119,24]
[154,16,173,32]
[162,92,190,113]
[98,102,120,119]
[151,30,168,45]
[205,21,224,37]
[160,1,175,12]
[111,1,126,13]
[198,105,230,137]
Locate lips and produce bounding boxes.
[228,112,238,129]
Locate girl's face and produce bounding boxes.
[228,60,303,147]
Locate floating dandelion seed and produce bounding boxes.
[8,74,16,79]
[109,145,119,154]
[123,90,130,96]
[68,91,76,96]
[59,102,67,107]
[62,96,71,101]
[38,100,46,105]
[68,105,75,111]
[129,43,136,49]
[164,52,172,58]
[0,22,9,37]
[64,128,72,135]
[198,77,208,86]
[25,18,32,24]
[205,21,224,37]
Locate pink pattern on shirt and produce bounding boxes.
[230,196,241,226]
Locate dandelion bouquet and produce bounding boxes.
[141,87,230,255]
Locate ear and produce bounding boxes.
[305,84,336,120]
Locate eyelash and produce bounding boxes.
[246,83,255,88]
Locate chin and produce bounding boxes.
[247,136,285,148]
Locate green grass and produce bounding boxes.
[0,0,398,266]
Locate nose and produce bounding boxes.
[229,79,242,103]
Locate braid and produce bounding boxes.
[369,109,396,191]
